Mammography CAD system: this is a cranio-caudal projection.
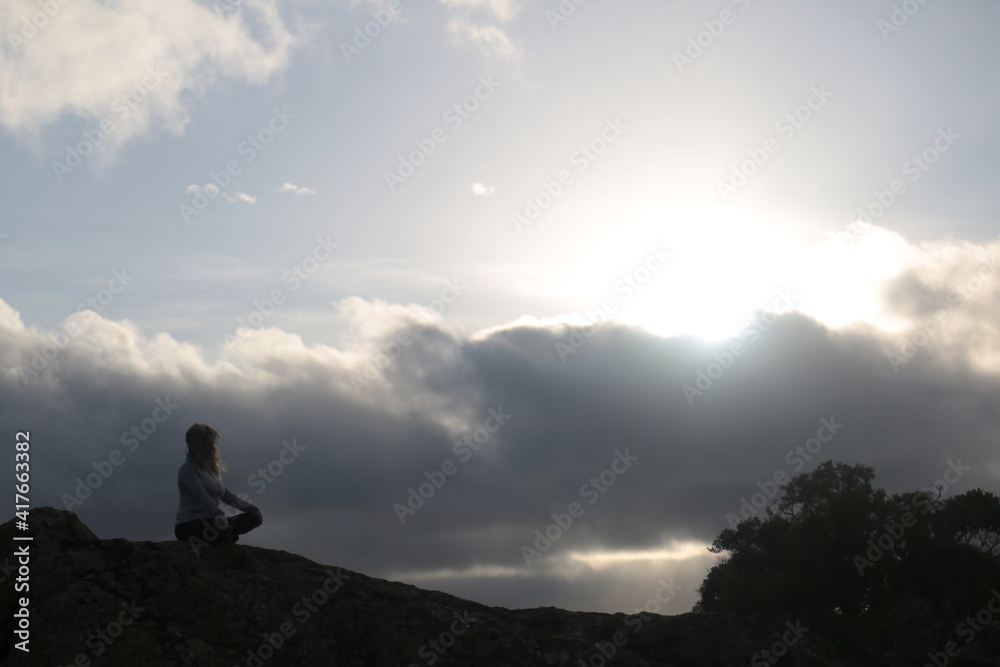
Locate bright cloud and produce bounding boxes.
[440,0,524,22]
[279,183,317,196]
[187,185,257,205]
[0,0,296,157]
[5,282,1000,614]
[471,182,495,197]
[446,21,521,62]
[538,200,1000,353]
[224,192,258,205]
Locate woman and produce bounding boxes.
[175,423,262,550]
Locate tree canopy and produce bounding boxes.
[696,461,1000,627]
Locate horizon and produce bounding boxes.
[2,0,1000,617]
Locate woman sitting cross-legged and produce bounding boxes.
[174,423,262,552]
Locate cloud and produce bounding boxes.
[3,235,1000,613]
[279,183,317,196]
[186,185,257,205]
[223,192,258,205]
[352,0,523,65]
[439,0,524,64]
[471,182,495,197]
[336,296,442,343]
[439,0,524,22]
[0,0,296,158]
[446,20,521,63]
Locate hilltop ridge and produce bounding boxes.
[0,508,884,666]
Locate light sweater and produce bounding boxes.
[175,456,258,524]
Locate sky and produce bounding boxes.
[1,0,1000,615]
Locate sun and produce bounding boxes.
[583,200,801,341]
[568,198,919,342]
[528,197,912,343]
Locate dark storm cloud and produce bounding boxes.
[2,292,999,613]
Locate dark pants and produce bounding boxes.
[175,512,262,551]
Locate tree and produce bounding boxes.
[935,488,1000,557]
[697,461,1000,624]
[697,462,891,617]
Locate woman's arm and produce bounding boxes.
[221,486,259,514]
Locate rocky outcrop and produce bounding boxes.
[0,508,990,666]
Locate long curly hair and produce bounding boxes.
[185,423,227,475]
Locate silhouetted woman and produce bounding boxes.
[174,423,262,549]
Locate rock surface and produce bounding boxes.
[0,508,987,666]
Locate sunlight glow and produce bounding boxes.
[567,541,718,568]
[578,200,915,341]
